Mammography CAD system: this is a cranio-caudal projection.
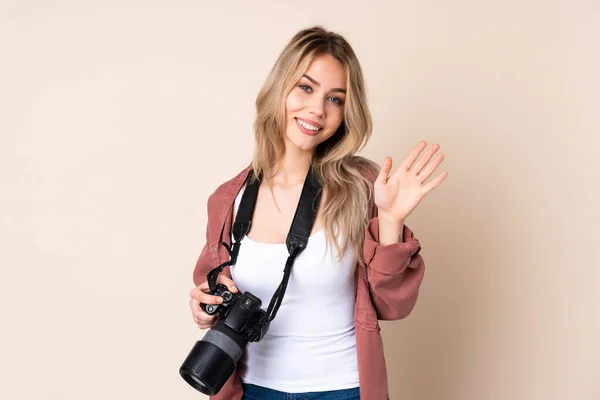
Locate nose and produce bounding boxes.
[308,96,326,118]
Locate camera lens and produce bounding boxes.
[187,374,210,392]
[180,320,248,395]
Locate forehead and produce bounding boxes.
[303,54,346,89]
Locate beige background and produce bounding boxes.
[1,1,598,399]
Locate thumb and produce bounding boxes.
[217,275,239,294]
[377,157,392,184]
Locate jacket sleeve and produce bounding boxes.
[192,193,217,288]
[192,223,213,287]
[363,215,426,321]
[192,191,234,288]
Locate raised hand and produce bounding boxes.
[374,141,448,222]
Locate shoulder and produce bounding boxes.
[206,164,252,210]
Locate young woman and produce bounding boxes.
[189,26,447,400]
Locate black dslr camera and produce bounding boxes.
[201,283,270,343]
[179,282,270,395]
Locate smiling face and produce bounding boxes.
[283,54,347,154]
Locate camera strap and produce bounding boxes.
[206,165,323,323]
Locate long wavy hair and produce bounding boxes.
[251,26,379,268]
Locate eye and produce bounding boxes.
[328,96,344,105]
[299,84,312,92]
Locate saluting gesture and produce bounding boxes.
[375,141,448,222]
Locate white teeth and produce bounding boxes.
[297,119,320,131]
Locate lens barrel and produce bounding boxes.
[179,320,248,395]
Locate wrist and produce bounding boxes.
[377,210,405,245]
[377,208,406,224]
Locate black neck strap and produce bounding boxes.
[206,165,323,322]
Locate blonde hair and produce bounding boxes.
[251,26,379,268]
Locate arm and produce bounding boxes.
[192,222,213,287]
[363,214,425,321]
[361,141,446,320]
[192,189,235,288]
[377,211,404,244]
[356,157,425,320]
[192,192,219,287]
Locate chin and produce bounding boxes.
[284,129,318,151]
[291,138,318,152]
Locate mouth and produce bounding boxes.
[295,118,323,137]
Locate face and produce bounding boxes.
[284,54,347,153]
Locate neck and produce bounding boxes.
[270,146,313,187]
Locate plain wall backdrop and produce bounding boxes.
[1,1,598,399]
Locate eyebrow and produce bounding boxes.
[302,74,346,94]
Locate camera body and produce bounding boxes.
[201,283,270,343]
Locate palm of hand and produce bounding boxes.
[374,141,448,222]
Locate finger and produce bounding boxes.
[417,152,444,182]
[189,297,204,320]
[423,171,448,195]
[376,157,393,184]
[196,317,216,329]
[410,143,440,175]
[399,141,428,172]
[189,298,216,325]
[217,275,239,294]
[197,280,209,291]
[190,288,225,305]
[190,282,217,298]
[189,298,214,321]
[196,313,216,329]
[197,321,214,330]
[189,281,209,298]
[195,315,215,330]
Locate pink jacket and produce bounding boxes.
[192,165,425,400]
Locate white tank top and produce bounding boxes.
[230,187,359,393]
